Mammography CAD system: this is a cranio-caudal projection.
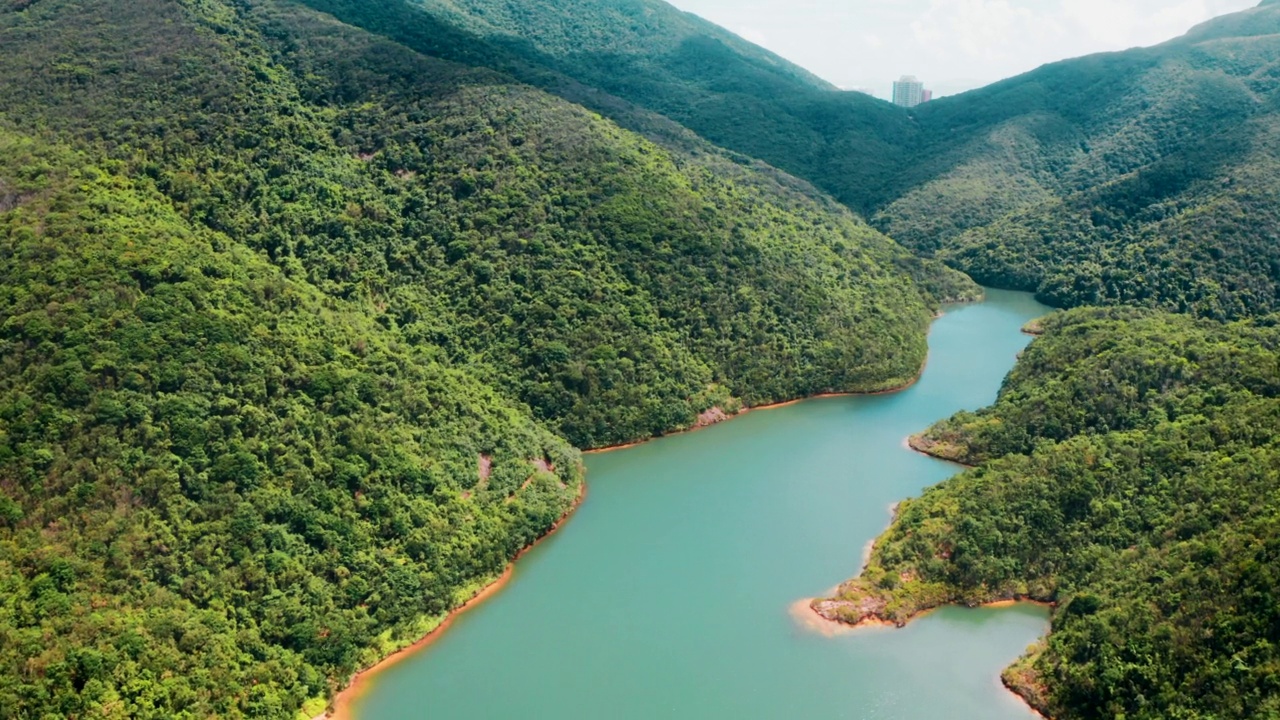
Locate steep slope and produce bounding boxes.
[0,0,970,449]
[290,0,918,213]
[876,3,1280,318]
[317,0,1280,321]
[0,129,581,719]
[817,308,1280,719]
[402,0,833,91]
[0,0,971,717]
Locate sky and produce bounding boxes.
[665,0,1259,97]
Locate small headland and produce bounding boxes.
[796,414,1056,719]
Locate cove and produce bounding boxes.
[351,289,1051,719]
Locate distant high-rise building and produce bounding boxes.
[892,76,925,108]
[922,89,934,103]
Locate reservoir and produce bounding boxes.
[353,289,1051,719]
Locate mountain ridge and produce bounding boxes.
[3,0,1280,717]
[321,0,1280,323]
[0,0,971,716]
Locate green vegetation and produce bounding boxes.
[291,0,918,213]
[274,2,1280,716]
[8,0,1280,716]
[819,308,1280,719]
[0,129,581,719]
[0,0,971,717]
[337,0,1280,320]
[872,3,1280,318]
[0,0,973,448]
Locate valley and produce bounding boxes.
[1,1,1278,718]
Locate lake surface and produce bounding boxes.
[354,289,1052,719]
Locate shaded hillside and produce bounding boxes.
[875,3,1280,317]
[0,0,969,717]
[0,0,970,449]
[316,0,1280,320]
[818,308,1280,719]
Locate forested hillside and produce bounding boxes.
[332,0,1280,320]
[0,0,972,449]
[0,128,582,719]
[879,3,1280,318]
[0,0,974,716]
[817,308,1280,719]
[289,0,916,212]
[6,0,1280,716]
[250,3,1280,717]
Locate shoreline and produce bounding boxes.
[587,372,930,456]
[319,482,588,720]
[892,437,1054,719]
[1003,680,1051,720]
[319,298,979,717]
[901,434,976,468]
[794,594,1052,633]
[793,596,1054,719]
[319,365,933,717]
[789,597,896,635]
[585,299,978,456]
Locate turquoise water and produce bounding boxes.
[355,289,1052,719]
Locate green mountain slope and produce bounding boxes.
[875,3,1280,317]
[327,0,1280,321]
[0,0,969,717]
[290,0,916,213]
[0,129,581,719]
[818,308,1280,719]
[9,0,1278,716]
[272,3,1280,717]
[0,0,970,448]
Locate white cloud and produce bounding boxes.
[902,0,1255,89]
[668,0,1259,94]
[1061,0,1144,46]
[1060,0,1224,48]
[735,25,769,45]
[912,0,1043,64]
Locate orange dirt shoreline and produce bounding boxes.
[320,371,927,719]
[319,483,587,720]
[792,597,1055,718]
[583,299,988,456]
[586,373,930,456]
[583,299,987,456]
[318,303,974,717]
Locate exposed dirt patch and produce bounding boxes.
[809,595,898,628]
[906,433,974,466]
[0,180,29,212]
[694,406,731,428]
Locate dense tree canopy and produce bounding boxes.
[345,0,1280,320]
[0,129,582,719]
[0,0,974,448]
[0,0,971,717]
[856,4,1280,318]
[249,2,1280,716]
[5,0,1280,716]
[819,308,1280,719]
